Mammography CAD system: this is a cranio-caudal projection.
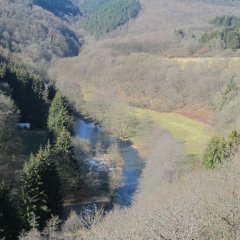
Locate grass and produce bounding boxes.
[75,91,211,162]
[167,57,240,72]
[79,93,211,160]
[133,108,211,157]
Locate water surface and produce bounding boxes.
[74,118,144,207]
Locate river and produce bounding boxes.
[69,118,144,211]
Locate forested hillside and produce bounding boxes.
[0,0,82,71]
[81,0,141,38]
[48,0,240,238]
[33,0,81,19]
[201,16,240,49]
[4,0,240,239]
[0,61,82,238]
[80,0,111,14]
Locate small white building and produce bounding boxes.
[16,123,31,129]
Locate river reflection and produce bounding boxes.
[72,118,144,208]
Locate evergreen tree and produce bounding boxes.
[0,63,46,127]
[82,0,141,38]
[55,130,73,155]
[47,91,73,135]
[19,145,62,230]
[203,130,240,168]
[219,78,239,109]
[54,131,80,194]
[226,31,240,49]
[203,136,230,168]
[0,182,23,240]
[47,81,57,101]
[227,130,240,151]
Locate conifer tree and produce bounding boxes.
[0,182,23,240]
[54,130,80,194]
[47,91,73,134]
[55,130,73,155]
[19,145,62,230]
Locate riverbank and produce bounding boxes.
[64,117,144,213]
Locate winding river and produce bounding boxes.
[72,118,144,209]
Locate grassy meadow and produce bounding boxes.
[134,108,211,156]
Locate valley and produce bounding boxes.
[2,0,240,239]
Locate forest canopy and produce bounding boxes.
[201,15,240,49]
[82,0,141,38]
[33,0,81,18]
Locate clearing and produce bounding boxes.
[134,108,211,158]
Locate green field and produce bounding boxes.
[134,108,211,157]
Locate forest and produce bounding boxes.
[81,0,141,38]
[0,62,82,238]
[2,0,240,239]
[201,15,240,49]
[33,0,81,18]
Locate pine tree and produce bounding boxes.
[1,64,46,127]
[54,131,80,194]
[0,182,23,240]
[47,91,73,135]
[47,81,57,101]
[203,136,230,168]
[55,130,73,155]
[19,145,62,230]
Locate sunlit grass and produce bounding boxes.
[134,108,211,157]
[75,91,211,160]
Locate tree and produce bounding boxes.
[19,145,62,230]
[33,0,81,19]
[203,130,240,168]
[82,0,141,38]
[47,91,73,135]
[203,136,230,168]
[0,93,23,184]
[219,78,239,109]
[0,63,47,127]
[47,81,57,101]
[54,130,80,194]
[55,130,74,155]
[226,31,240,49]
[0,182,23,240]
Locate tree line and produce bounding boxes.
[0,63,46,128]
[201,15,240,49]
[0,63,81,239]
